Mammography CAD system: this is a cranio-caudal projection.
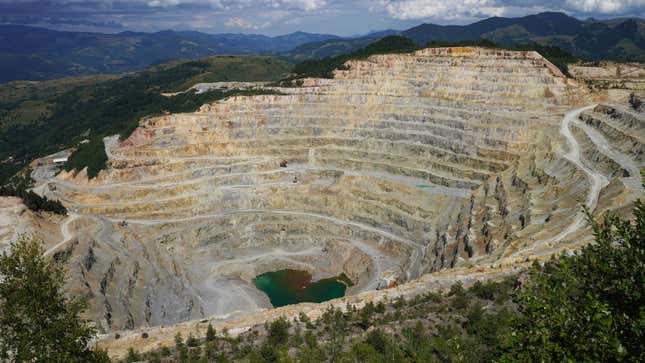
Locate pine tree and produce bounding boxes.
[205,323,216,342]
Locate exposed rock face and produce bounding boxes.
[0,197,62,253]
[14,47,641,340]
[569,62,645,93]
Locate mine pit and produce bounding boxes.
[25,47,643,334]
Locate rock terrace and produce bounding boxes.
[7,47,640,337]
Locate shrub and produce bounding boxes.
[205,323,216,342]
[126,347,141,363]
[375,301,386,314]
[174,332,184,350]
[159,346,171,357]
[393,296,406,309]
[448,281,469,310]
[267,317,290,346]
[259,343,279,362]
[186,333,199,347]
[502,201,645,362]
[469,280,496,300]
[202,341,216,360]
[364,329,389,354]
[448,281,465,296]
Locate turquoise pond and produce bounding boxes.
[253,269,353,307]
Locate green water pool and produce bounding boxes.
[253,269,352,307]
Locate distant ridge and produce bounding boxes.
[0,25,338,83]
[285,12,644,63]
[1,12,643,83]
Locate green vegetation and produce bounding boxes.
[130,276,519,363]
[0,75,119,130]
[0,169,66,214]
[0,235,109,362]
[0,25,330,83]
[0,56,291,182]
[65,138,109,180]
[290,36,419,79]
[403,13,645,62]
[512,43,579,76]
[502,202,644,362]
[283,14,644,65]
[63,86,283,178]
[280,37,382,63]
[286,36,578,84]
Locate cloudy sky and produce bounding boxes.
[0,0,643,36]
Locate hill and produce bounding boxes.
[0,25,334,83]
[283,12,645,62]
[2,13,642,83]
[0,56,292,182]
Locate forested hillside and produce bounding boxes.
[284,12,645,62]
[0,56,291,182]
[0,25,333,83]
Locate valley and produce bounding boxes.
[0,43,643,361]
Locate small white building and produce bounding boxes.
[52,157,68,165]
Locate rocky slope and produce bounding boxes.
[1,47,643,358]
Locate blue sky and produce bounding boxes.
[0,0,643,36]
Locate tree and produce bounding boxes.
[321,307,347,362]
[174,332,184,349]
[206,323,216,342]
[266,317,290,346]
[186,333,199,347]
[296,331,325,363]
[502,200,644,362]
[0,235,110,362]
[126,347,140,363]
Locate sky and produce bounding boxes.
[0,0,643,36]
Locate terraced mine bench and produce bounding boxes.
[8,48,639,355]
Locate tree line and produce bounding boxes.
[288,36,579,81]
[0,171,66,215]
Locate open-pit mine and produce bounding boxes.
[1,47,643,357]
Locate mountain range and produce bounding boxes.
[0,26,338,83]
[1,12,643,83]
[287,12,644,63]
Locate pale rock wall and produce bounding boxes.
[25,47,642,348]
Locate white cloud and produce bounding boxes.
[142,0,326,11]
[373,0,644,20]
[280,0,327,11]
[565,0,644,14]
[377,0,509,20]
[2,0,643,35]
[224,17,258,29]
[146,0,182,7]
